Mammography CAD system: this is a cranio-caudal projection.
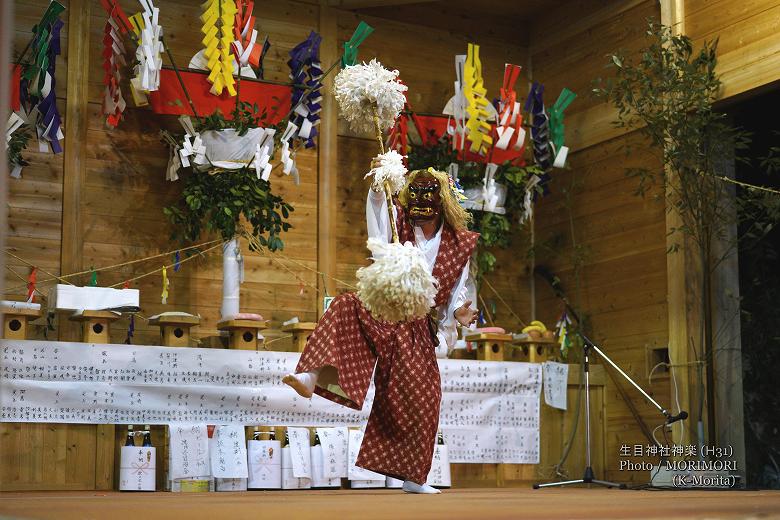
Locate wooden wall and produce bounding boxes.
[685,0,780,99]
[530,0,671,484]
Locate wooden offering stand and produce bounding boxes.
[280,322,316,352]
[68,310,120,343]
[149,314,200,347]
[217,319,268,350]
[464,332,514,362]
[2,305,42,340]
[509,338,559,363]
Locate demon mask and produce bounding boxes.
[406,175,442,225]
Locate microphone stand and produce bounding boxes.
[533,278,687,490]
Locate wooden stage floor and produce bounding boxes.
[1,488,779,520]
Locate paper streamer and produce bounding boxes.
[26,267,37,303]
[549,87,576,168]
[341,21,373,68]
[201,0,238,96]
[288,32,323,149]
[524,82,553,198]
[495,64,525,153]
[102,17,127,127]
[125,314,135,344]
[463,44,493,155]
[249,128,276,181]
[232,0,261,68]
[161,266,169,304]
[132,0,163,93]
[280,122,299,183]
[19,2,65,155]
[98,0,132,35]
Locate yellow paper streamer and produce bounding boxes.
[464,43,493,155]
[161,265,169,304]
[201,0,237,96]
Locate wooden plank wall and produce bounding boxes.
[685,0,780,99]
[529,0,672,484]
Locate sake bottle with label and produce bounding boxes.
[125,425,135,446]
[142,425,152,447]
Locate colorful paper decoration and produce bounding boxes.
[447,54,468,151]
[161,266,169,304]
[250,128,276,181]
[232,0,262,69]
[125,314,135,344]
[102,18,127,127]
[463,44,493,155]
[174,251,181,272]
[279,122,300,183]
[288,32,323,148]
[549,88,577,168]
[19,1,65,155]
[555,310,572,354]
[341,21,373,67]
[148,69,292,121]
[201,0,238,96]
[133,0,163,93]
[98,0,133,35]
[26,267,37,303]
[495,64,525,153]
[414,114,524,165]
[10,64,21,111]
[524,82,552,175]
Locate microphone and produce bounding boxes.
[666,411,688,424]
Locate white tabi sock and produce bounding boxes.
[402,481,441,494]
[282,370,319,398]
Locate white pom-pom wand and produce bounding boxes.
[335,60,435,322]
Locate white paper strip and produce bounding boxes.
[0,340,541,464]
[543,361,569,410]
[347,429,384,481]
[169,422,210,479]
[317,427,348,478]
[210,424,249,478]
[287,427,312,479]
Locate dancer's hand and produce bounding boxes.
[454,300,478,327]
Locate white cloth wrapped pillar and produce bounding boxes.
[221,238,242,320]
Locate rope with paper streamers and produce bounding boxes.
[2,238,223,295]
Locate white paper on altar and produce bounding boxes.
[317,427,348,478]
[542,361,569,410]
[119,446,156,491]
[287,427,312,479]
[169,422,210,479]
[210,424,249,478]
[348,429,385,481]
[0,339,541,464]
[247,439,281,489]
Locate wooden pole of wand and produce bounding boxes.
[371,104,399,244]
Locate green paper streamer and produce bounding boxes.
[89,267,98,287]
[341,21,373,68]
[21,1,66,96]
[549,88,577,149]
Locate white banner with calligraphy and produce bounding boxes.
[0,339,540,463]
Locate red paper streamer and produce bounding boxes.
[27,267,37,302]
[10,64,21,111]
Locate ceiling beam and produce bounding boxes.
[327,0,438,9]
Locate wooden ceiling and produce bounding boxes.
[326,0,565,46]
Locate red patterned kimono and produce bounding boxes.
[295,203,478,484]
